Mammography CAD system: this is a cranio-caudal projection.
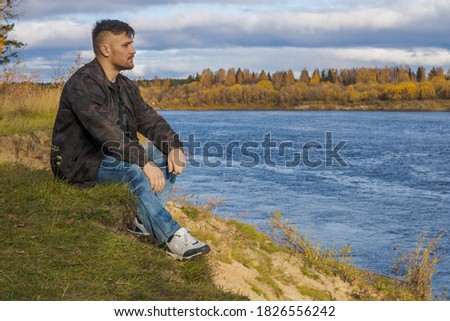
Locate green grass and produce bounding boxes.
[227,219,284,254]
[0,163,247,300]
[297,285,334,301]
[0,111,56,135]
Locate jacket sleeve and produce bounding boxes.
[67,74,149,167]
[131,83,183,155]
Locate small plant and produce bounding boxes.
[271,211,444,300]
[269,211,360,283]
[394,232,443,300]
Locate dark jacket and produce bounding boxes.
[50,59,182,186]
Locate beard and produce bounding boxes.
[113,56,134,71]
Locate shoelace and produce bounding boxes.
[181,229,199,245]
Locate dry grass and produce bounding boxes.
[1,64,60,135]
[394,232,443,300]
[270,210,443,300]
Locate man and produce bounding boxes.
[50,19,210,260]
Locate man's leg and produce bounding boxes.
[96,150,210,260]
[95,155,180,244]
[142,143,211,260]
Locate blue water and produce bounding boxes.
[161,110,450,299]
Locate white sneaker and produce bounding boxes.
[166,227,211,260]
[127,217,151,237]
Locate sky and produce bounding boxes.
[9,0,450,82]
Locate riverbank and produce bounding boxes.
[154,99,450,111]
[0,131,436,300]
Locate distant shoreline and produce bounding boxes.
[155,99,450,112]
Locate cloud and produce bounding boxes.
[12,20,92,50]
[137,2,450,49]
[21,0,281,19]
[15,2,450,52]
[11,0,450,81]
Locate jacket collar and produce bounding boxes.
[87,58,125,90]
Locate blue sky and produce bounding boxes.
[10,0,450,82]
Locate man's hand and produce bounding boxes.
[168,148,186,175]
[143,161,165,193]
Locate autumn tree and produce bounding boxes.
[242,68,253,84]
[356,68,377,84]
[309,68,321,85]
[418,82,436,99]
[299,68,309,83]
[161,78,171,89]
[429,67,446,83]
[199,68,213,87]
[225,68,236,86]
[340,68,357,86]
[214,68,227,85]
[271,71,284,89]
[152,76,161,87]
[259,70,269,81]
[377,68,390,84]
[397,67,411,82]
[284,69,295,86]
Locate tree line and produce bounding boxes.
[137,66,450,109]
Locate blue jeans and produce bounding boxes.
[95,142,180,244]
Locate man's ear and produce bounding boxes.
[99,43,110,57]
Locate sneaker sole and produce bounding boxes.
[166,246,211,261]
[127,227,148,237]
[127,218,151,237]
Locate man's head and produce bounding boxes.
[92,19,136,71]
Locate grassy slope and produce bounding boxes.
[1,160,429,301]
[0,164,246,300]
[1,81,439,299]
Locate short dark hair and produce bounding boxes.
[92,19,135,55]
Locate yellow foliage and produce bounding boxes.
[356,68,377,84]
[431,75,446,85]
[256,80,274,91]
[418,82,436,99]
[443,81,450,99]
[382,82,419,100]
[138,86,150,97]
[309,71,320,85]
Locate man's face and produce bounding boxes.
[106,32,136,71]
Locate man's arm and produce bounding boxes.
[131,84,183,156]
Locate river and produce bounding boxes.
[161,110,450,298]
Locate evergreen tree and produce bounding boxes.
[1,0,26,65]
[416,66,426,82]
[236,68,244,85]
